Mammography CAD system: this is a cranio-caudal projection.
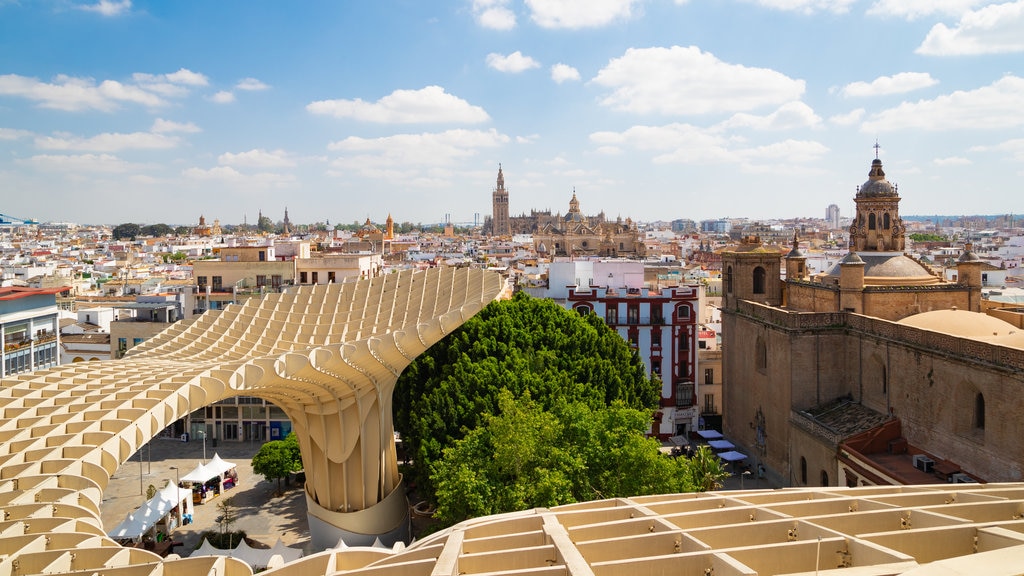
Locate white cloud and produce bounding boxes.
[236,77,270,91]
[861,75,1024,132]
[76,0,131,16]
[19,153,137,173]
[829,108,865,126]
[590,123,732,160]
[551,63,581,83]
[591,46,805,115]
[218,149,296,168]
[969,138,1024,160]
[866,0,987,20]
[526,0,641,29]
[152,118,201,133]
[718,101,822,131]
[327,128,509,167]
[486,51,541,73]
[840,72,938,97]
[0,128,32,140]
[932,156,972,165]
[307,86,490,124]
[182,165,296,186]
[917,1,1024,55]
[211,91,236,104]
[746,0,856,14]
[473,0,517,29]
[0,74,165,111]
[165,68,209,86]
[34,131,179,152]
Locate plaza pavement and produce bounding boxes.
[98,435,312,557]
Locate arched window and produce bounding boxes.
[800,457,807,484]
[975,393,985,430]
[868,213,876,230]
[573,304,592,316]
[883,213,891,230]
[725,266,733,294]
[676,304,690,320]
[753,266,766,295]
[821,470,829,486]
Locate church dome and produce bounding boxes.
[822,253,940,286]
[898,309,1022,349]
[858,159,896,198]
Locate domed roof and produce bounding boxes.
[823,253,939,286]
[857,158,896,198]
[898,309,1023,349]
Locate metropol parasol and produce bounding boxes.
[0,266,1022,576]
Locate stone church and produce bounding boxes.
[721,154,1024,490]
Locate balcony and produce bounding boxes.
[3,334,57,353]
[674,381,695,408]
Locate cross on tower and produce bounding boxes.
[873,140,881,159]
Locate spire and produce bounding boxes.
[496,163,504,190]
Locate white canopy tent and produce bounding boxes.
[696,429,723,440]
[718,451,748,462]
[181,453,238,501]
[708,439,736,451]
[192,537,304,570]
[108,480,193,542]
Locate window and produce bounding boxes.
[328,271,336,283]
[197,276,208,287]
[678,334,689,353]
[883,213,890,230]
[272,275,282,288]
[117,338,127,359]
[256,275,267,287]
[821,470,829,487]
[676,304,690,320]
[652,307,664,324]
[704,368,714,385]
[753,266,766,295]
[975,393,985,430]
[627,305,639,325]
[703,394,715,414]
[675,381,694,407]
[605,307,618,324]
[258,250,266,262]
[725,266,733,294]
[868,213,876,230]
[312,272,319,284]
[300,272,308,284]
[573,304,592,315]
[212,276,223,290]
[651,330,661,347]
[133,338,144,346]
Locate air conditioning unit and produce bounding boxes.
[912,454,934,473]
[951,473,976,484]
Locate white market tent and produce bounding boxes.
[192,537,304,570]
[708,439,736,451]
[181,453,237,484]
[696,429,723,440]
[108,480,193,541]
[718,451,748,462]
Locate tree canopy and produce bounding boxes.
[140,223,173,237]
[431,391,727,526]
[394,291,659,500]
[111,223,141,240]
[251,432,302,495]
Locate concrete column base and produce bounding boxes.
[305,476,411,551]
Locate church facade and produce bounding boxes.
[721,154,1024,490]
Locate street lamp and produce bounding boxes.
[741,470,751,490]
[200,430,207,463]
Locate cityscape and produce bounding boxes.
[3,1,1024,575]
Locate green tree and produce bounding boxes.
[112,223,141,240]
[431,392,714,527]
[174,226,191,236]
[394,292,658,499]
[141,223,173,237]
[252,439,301,495]
[686,445,730,492]
[216,496,238,547]
[257,215,274,233]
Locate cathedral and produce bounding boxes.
[483,166,646,258]
[721,153,1024,490]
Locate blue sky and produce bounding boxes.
[1,0,1022,227]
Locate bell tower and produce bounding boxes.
[491,164,510,236]
[849,147,905,253]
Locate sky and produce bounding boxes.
[1,0,1023,227]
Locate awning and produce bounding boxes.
[708,439,735,451]
[696,429,723,440]
[718,451,748,462]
